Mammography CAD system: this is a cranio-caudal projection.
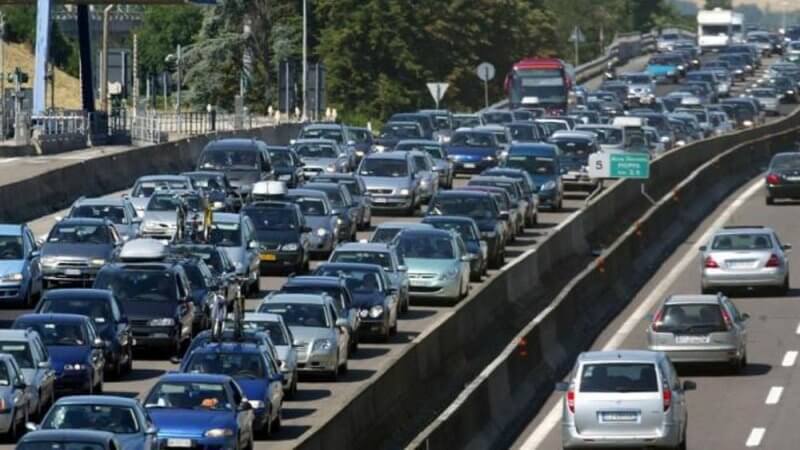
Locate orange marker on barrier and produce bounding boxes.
[518,337,528,357]
[672,190,680,202]
[635,221,642,237]
[597,256,605,273]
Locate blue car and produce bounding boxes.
[179,342,283,436]
[18,429,122,450]
[0,223,42,307]
[34,395,158,450]
[446,129,503,174]
[12,313,105,395]
[503,143,563,211]
[144,373,255,450]
[644,53,683,83]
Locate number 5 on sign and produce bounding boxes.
[588,153,610,178]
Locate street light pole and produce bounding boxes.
[302,0,308,121]
[100,4,114,114]
[176,44,181,112]
[0,13,6,139]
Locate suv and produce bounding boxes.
[196,138,274,199]
[241,201,312,274]
[358,152,422,215]
[67,197,140,242]
[557,350,695,449]
[647,293,749,371]
[0,329,55,418]
[93,239,195,356]
[40,218,122,289]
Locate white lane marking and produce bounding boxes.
[746,427,766,447]
[0,157,19,164]
[517,178,764,450]
[795,322,800,335]
[782,351,797,367]
[765,386,783,405]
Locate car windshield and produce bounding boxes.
[711,233,772,250]
[171,246,224,275]
[579,363,659,393]
[0,363,9,386]
[290,197,327,216]
[360,159,408,177]
[145,382,232,411]
[47,224,110,244]
[395,143,444,159]
[331,251,393,271]
[0,235,23,260]
[349,129,373,143]
[482,112,513,124]
[18,443,106,450]
[453,116,481,128]
[624,75,651,84]
[71,205,126,225]
[42,404,140,434]
[371,227,401,243]
[39,299,112,325]
[268,150,293,168]
[189,175,223,191]
[380,123,422,139]
[295,143,338,159]
[315,267,383,293]
[397,234,454,259]
[199,149,259,170]
[508,124,537,142]
[242,320,287,346]
[0,342,32,368]
[243,208,298,231]
[132,181,189,198]
[751,89,774,97]
[208,222,242,247]
[427,221,478,241]
[430,196,496,220]
[146,195,180,212]
[450,132,494,147]
[770,155,800,171]
[505,155,556,175]
[260,302,329,328]
[300,128,343,143]
[182,263,207,289]
[551,139,594,156]
[653,303,727,333]
[94,270,177,303]
[185,352,265,378]
[15,321,87,346]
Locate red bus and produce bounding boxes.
[504,58,574,113]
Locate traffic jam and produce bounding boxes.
[3,23,800,450]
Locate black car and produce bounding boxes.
[34,288,133,378]
[196,138,274,199]
[266,146,305,188]
[375,121,424,151]
[241,201,312,274]
[386,113,435,139]
[765,152,800,205]
[177,258,217,331]
[303,182,359,242]
[93,256,195,356]
[182,171,239,212]
[40,218,122,289]
[310,173,372,230]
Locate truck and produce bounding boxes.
[504,58,574,114]
[697,8,745,53]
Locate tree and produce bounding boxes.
[705,0,733,10]
[0,6,79,78]
[136,5,203,76]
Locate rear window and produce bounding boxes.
[579,363,659,393]
[711,233,772,250]
[653,303,726,333]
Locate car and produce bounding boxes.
[427,190,507,268]
[394,228,472,304]
[298,122,353,146]
[467,176,531,234]
[765,152,800,204]
[0,353,33,438]
[93,239,195,355]
[556,350,694,449]
[347,126,375,159]
[241,312,298,398]
[241,201,311,274]
[168,243,238,293]
[303,182,359,242]
[177,257,217,331]
[369,222,433,244]
[207,213,260,296]
[358,151,423,215]
[700,226,791,295]
[137,192,188,242]
[0,329,55,419]
[745,87,781,115]
[144,373,255,450]
[179,342,284,436]
[310,173,373,231]
[292,138,351,178]
[182,171,240,211]
[405,150,439,203]
[460,185,520,242]
[328,242,410,314]
[196,138,274,199]
[32,395,158,450]
[503,143,563,210]
[263,146,303,189]
[258,293,350,380]
[452,113,481,129]
[769,76,798,103]
[12,313,105,395]
[645,53,683,82]
[619,73,656,105]
[386,113,436,140]
[394,140,454,189]
[184,328,279,369]
[480,110,514,125]
[34,289,133,378]
[417,109,455,143]
[507,121,543,144]
[67,197,141,242]
[374,121,425,152]
[548,131,599,191]
[720,98,759,128]
[446,129,503,174]
[480,167,540,226]
[474,124,513,159]
[313,262,400,341]
[656,31,681,52]
[646,293,749,371]
[17,430,123,450]
[128,175,193,218]
[285,189,340,256]
[0,223,42,307]
[40,218,122,289]
[422,215,487,281]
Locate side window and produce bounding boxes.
[327,304,338,322]
[264,355,278,378]
[340,289,352,310]
[229,381,244,405]
[34,337,49,360]
[110,297,122,321]
[9,360,22,385]
[456,237,467,257]
[176,272,189,299]
[722,299,743,322]
[86,322,97,342]
[28,339,43,364]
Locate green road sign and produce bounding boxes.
[609,153,650,179]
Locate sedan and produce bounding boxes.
[765,152,800,204]
[394,140,455,188]
[40,218,122,289]
[359,151,421,215]
[0,223,42,307]
[292,138,351,177]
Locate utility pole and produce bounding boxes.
[0,13,6,139]
[301,0,308,121]
[100,4,114,114]
[132,34,139,112]
[176,44,182,112]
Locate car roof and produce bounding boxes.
[284,276,343,287]
[714,226,773,235]
[243,312,283,322]
[294,138,338,145]
[312,173,356,180]
[136,175,190,182]
[158,372,233,384]
[264,293,329,304]
[334,242,392,252]
[364,152,409,161]
[54,395,140,407]
[0,329,33,340]
[549,130,595,140]
[43,288,112,300]
[374,221,433,229]
[190,342,262,354]
[316,262,384,272]
[396,139,440,146]
[211,212,241,224]
[437,189,492,198]
[287,189,328,200]
[665,294,722,305]
[205,139,262,150]
[16,313,88,324]
[304,182,342,192]
[422,215,478,225]
[0,224,22,236]
[470,175,519,184]
[74,197,127,207]
[304,123,343,130]
[54,217,109,226]
[577,350,661,364]
[396,228,453,239]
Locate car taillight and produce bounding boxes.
[651,309,664,331]
[567,388,575,414]
[766,254,781,267]
[663,386,672,412]
[720,307,733,330]
[704,256,720,268]
[767,173,781,185]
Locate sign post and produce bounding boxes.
[569,26,586,68]
[426,82,449,109]
[476,62,496,109]
[588,152,653,203]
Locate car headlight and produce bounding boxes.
[312,339,334,352]
[358,309,369,318]
[212,201,225,209]
[64,363,86,371]
[356,150,365,156]
[369,305,384,318]
[375,145,387,152]
[248,400,265,409]
[481,231,497,239]
[1,272,22,282]
[316,228,329,237]
[743,120,754,127]
[204,428,234,438]
[148,318,175,327]
[677,65,684,71]
[326,164,336,173]
[399,188,410,196]
[336,217,344,226]
[482,155,495,161]
[281,243,299,251]
[142,220,157,229]
[278,174,292,181]
[41,256,57,267]
[439,266,459,281]
[541,180,557,191]
[89,258,105,267]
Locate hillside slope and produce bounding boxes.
[3,41,82,110]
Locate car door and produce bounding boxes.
[86,321,105,380]
[379,271,398,326]
[661,357,688,429]
[454,236,470,286]
[722,298,748,352]
[23,226,41,293]
[297,209,311,255]
[240,218,258,277]
[7,359,30,419]
[110,295,132,351]
[327,303,348,361]
[228,381,253,445]
[262,353,283,417]
[176,271,195,338]
[31,336,55,404]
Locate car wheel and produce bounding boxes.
[401,294,410,314]
[329,356,340,382]
[780,275,790,296]
[272,408,282,432]
[123,344,134,374]
[766,196,774,205]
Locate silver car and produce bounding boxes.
[745,87,781,116]
[138,193,184,241]
[621,73,656,104]
[208,213,260,296]
[128,175,192,218]
[67,197,140,242]
[700,226,791,295]
[0,329,55,418]
[0,353,32,437]
[258,293,350,380]
[358,152,422,215]
[329,242,410,314]
[285,189,339,256]
[292,139,351,178]
[407,150,439,203]
[647,293,749,371]
[242,312,299,398]
[557,350,695,449]
[394,140,454,188]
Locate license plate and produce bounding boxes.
[675,335,710,344]
[787,176,800,181]
[728,260,755,269]
[601,412,638,422]
[463,163,476,169]
[260,253,277,261]
[373,197,388,203]
[166,439,192,448]
[65,269,81,276]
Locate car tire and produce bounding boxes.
[123,344,133,375]
[390,316,398,335]
[288,374,298,399]
[780,275,790,296]
[340,358,348,374]
[272,408,282,432]
[766,196,774,205]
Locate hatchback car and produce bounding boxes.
[0,353,32,438]
[285,189,340,256]
[446,130,503,174]
[0,223,42,307]
[292,138,351,178]
[0,329,55,418]
[556,350,695,449]
[358,151,422,215]
[18,430,122,450]
[40,218,122,289]
[303,182,359,242]
[369,222,434,244]
[394,140,454,188]
[647,293,749,371]
[422,215,487,281]
[699,226,791,295]
[128,175,193,218]
[765,152,800,204]
[68,197,140,242]
[242,312,298,398]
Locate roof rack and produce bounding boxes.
[119,239,168,262]
[722,225,765,229]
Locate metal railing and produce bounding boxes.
[129,110,297,144]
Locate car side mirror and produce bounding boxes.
[554,381,569,392]
[14,380,26,389]
[169,356,181,365]
[29,250,40,259]
[145,426,159,435]
[698,245,707,252]
[783,244,793,251]
[741,313,751,321]
[248,241,258,250]
[397,265,407,272]
[132,217,142,224]
[239,399,253,411]
[682,380,697,391]
[37,361,51,369]
[461,254,474,262]
[302,226,313,233]
[25,422,39,432]
[499,211,510,221]
[92,338,106,349]
[335,318,349,328]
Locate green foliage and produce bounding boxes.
[136,5,204,76]
[0,6,79,78]
[704,0,733,10]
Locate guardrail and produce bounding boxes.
[128,111,302,144]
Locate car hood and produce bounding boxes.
[350,291,386,308]
[289,326,335,345]
[142,211,178,225]
[305,216,333,230]
[646,64,676,74]
[115,434,147,450]
[41,243,113,260]
[361,176,412,190]
[150,409,235,437]
[404,257,458,274]
[49,345,91,373]
[473,218,498,233]
[121,300,177,320]
[0,260,24,277]
[224,170,261,187]
[300,157,339,168]
[447,146,497,159]
[530,174,557,189]
[254,230,299,246]
[235,378,268,403]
